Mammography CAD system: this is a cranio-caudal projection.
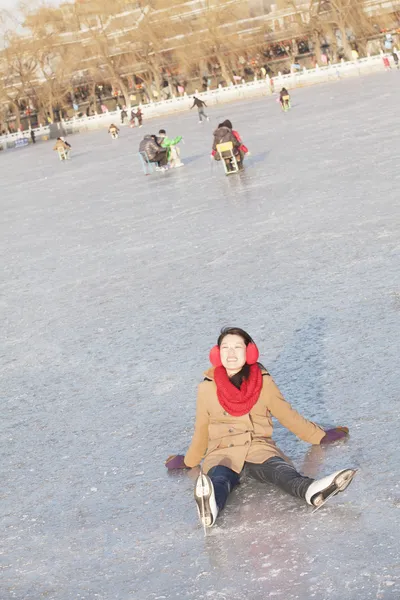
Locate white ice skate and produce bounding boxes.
[305,469,357,512]
[194,471,218,530]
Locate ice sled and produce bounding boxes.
[281,95,291,112]
[216,141,239,175]
[138,151,155,175]
[58,148,71,161]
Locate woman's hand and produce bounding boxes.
[165,454,189,470]
[320,426,349,444]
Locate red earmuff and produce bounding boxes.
[209,343,259,367]
[245,343,259,365]
[209,345,222,367]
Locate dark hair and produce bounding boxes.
[221,119,233,129]
[217,326,254,347]
[217,327,258,388]
[159,129,166,134]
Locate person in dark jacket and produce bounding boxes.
[136,108,143,127]
[139,134,168,169]
[279,87,291,110]
[190,97,209,123]
[211,120,244,170]
[211,120,247,169]
[120,107,128,124]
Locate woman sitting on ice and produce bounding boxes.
[166,327,356,528]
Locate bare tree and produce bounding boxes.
[71,0,134,108]
[0,32,38,129]
[22,6,80,122]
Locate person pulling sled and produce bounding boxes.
[166,327,356,529]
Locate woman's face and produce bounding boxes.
[219,334,247,375]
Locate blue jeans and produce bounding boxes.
[208,457,314,512]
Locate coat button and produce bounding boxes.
[228,428,234,433]
[223,411,227,416]
[244,441,249,445]
[229,443,234,447]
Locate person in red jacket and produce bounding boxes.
[165,327,356,529]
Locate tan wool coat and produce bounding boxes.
[53,140,70,152]
[184,368,325,474]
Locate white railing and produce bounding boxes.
[0,53,389,151]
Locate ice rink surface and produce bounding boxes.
[1,71,400,600]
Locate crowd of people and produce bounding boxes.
[54,87,292,172]
[46,93,358,531]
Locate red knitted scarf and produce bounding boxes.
[214,364,263,417]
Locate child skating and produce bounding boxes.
[166,327,356,528]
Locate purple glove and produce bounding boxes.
[165,454,189,470]
[320,427,349,444]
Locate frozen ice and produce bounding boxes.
[1,71,400,600]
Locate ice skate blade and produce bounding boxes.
[194,473,216,531]
[312,469,357,513]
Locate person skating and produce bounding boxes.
[120,107,128,124]
[138,134,168,170]
[279,87,291,111]
[165,327,356,528]
[190,96,209,123]
[157,129,184,168]
[108,124,120,139]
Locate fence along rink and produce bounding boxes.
[0,54,387,149]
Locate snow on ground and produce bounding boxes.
[1,71,400,600]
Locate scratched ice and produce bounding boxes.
[1,71,400,600]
